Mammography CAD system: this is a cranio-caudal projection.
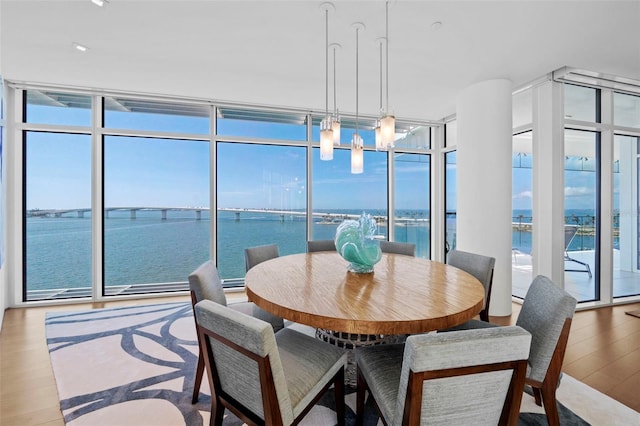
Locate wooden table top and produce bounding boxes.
[245,252,485,335]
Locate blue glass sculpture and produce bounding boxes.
[334,212,382,273]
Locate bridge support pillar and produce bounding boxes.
[196,210,201,220]
[77,211,84,218]
[235,212,240,221]
[130,210,136,219]
[162,210,167,220]
[280,214,285,223]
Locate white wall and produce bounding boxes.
[0,29,6,330]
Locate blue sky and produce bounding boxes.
[24,102,596,213]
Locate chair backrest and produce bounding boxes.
[394,326,531,425]
[245,244,279,272]
[447,249,495,320]
[307,239,336,252]
[516,275,577,384]
[188,260,227,306]
[379,240,416,256]
[195,299,294,425]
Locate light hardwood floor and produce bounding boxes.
[1,296,639,425]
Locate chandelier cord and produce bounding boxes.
[325,8,329,119]
[385,0,389,114]
[333,46,337,114]
[355,25,359,133]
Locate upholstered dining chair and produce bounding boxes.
[379,240,416,256]
[440,275,577,426]
[307,239,336,252]
[188,260,284,403]
[245,243,280,272]
[447,249,495,323]
[355,326,531,426]
[195,299,348,426]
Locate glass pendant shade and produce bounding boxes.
[375,122,385,151]
[331,117,341,145]
[320,118,334,160]
[380,114,396,148]
[351,133,364,174]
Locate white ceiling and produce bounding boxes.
[1,0,639,121]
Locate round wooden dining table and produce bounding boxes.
[245,252,485,335]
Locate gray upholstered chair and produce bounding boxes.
[195,299,348,426]
[355,326,531,426]
[245,243,280,272]
[447,249,495,322]
[440,275,577,426]
[188,260,284,403]
[379,240,416,256]
[307,239,336,252]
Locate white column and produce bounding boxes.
[532,81,566,286]
[456,79,513,317]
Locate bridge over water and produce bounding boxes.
[26,207,431,225]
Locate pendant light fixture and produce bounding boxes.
[351,22,365,174]
[320,2,334,160]
[330,42,341,146]
[374,37,386,151]
[380,0,395,148]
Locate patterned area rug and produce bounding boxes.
[45,302,593,425]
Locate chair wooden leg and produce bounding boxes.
[192,348,205,404]
[334,368,346,426]
[356,368,366,426]
[539,383,561,426]
[531,386,542,406]
[210,395,226,426]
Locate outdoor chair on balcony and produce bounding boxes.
[355,326,531,426]
[379,241,416,256]
[188,260,284,403]
[437,275,577,426]
[307,240,336,252]
[195,299,348,426]
[564,225,592,277]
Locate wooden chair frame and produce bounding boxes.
[197,321,346,426]
[479,268,494,322]
[190,290,206,403]
[527,317,572,426]
[356,358,527,426]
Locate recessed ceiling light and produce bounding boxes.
[431,21,443,30]
[91,0,107,7]
[73,42,89,52]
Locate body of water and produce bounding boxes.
[25,208,605,295]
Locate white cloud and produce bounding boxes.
[565,186,592,197]
[513,191,532,200]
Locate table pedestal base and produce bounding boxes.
[315,328,406,387]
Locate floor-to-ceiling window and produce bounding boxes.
[24,131,92,300]
[23,91,93,301]
[564,129,599,302]
[444,121,457,261]
[103,135,210,295]
[216,142,307,280]
[16,87,434,302]
[512,131,533,298]
[612,91,640,298]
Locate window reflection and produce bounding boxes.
[216,142,307,281]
